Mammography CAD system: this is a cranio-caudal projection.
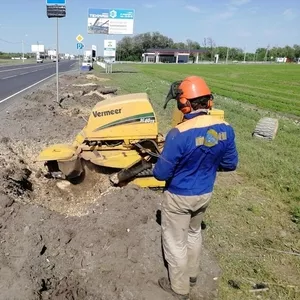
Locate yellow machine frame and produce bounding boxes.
[37,93,224,189]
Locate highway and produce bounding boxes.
[0,60,77,104]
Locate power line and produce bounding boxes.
[0,38,22,44]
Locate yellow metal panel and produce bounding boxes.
[84,93,159,140]
[72,129,86,147]
[131,177,166,188]
[37,144,76,161]
[81,149,141,168]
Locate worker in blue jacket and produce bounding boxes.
[153,76,238,300]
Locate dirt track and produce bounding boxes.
[0,72,220,300]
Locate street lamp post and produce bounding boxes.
[22,34,28,63]
[243,47,247,63]
[225,47,229,64]
[22,40,24,62]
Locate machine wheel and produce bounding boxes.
[252,117,279,140]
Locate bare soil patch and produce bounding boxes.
[0,72,220,300]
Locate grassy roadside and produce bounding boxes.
[0,58,35,65]
[93,64,300,299]
[133,63,300,118]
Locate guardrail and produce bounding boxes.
[96,61,106,68]
[96,61,112,73]
[95,60,297,68]
[97,60,290,65]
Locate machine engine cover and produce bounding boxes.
[83,93,159,140]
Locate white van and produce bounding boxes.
[82,58,93,69]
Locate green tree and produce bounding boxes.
[114,31,300,62]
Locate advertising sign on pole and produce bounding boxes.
[31,45,45,52]
[103,40,116,58]
[87,8,134,35]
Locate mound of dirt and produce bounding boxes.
[0,137,33,200]
[0,185,220,300]
[5,73,116,147]
[0,72,221,300]
[1,73,118,215]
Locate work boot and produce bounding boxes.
[158,277,189,300]
[190,277,197,287]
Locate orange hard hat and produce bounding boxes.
[163,76,213,114]
[178,76,211,100]
[177,76,213,114]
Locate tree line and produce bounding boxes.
[116,31,300,62]
[0,51,31,59]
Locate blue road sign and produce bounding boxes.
[46,0,66,5]
[77,43,84,50]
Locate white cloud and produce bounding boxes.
[185,5,201,13]
[144,4,156,8]
[230,0,251,6]
[209,0,250,22]
[283,8,297,20]
[237,30,252,37]
[263,29,282,37]
[216,6,237,20]
[248,6,259,14]
[216,1,243,20]
[217,11,235,19]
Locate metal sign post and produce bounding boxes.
[56,17,59,103]
[76,35,84,72]
[46,0,66,103]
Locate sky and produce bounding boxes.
[0,0,299,55]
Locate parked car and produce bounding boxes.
[82,58,93,70]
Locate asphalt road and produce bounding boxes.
[0,60,77,104]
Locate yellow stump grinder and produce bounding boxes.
[37,83,224,188]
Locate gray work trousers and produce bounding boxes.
[161,190,212,295]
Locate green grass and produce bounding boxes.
[0,58,35,65]
[93,63,300,300]
[132,63,300,118]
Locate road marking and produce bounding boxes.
[0,66,60,80]
[0,63,73,81]
[0,64,52,73]
[0,61,70,73]
[2,75,18,79]
[0,74,55,104]
[0,70,40,79]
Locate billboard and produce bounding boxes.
[48,50,56,56]
[87,8,134,35]
[31,44,45,52]
[84,50,92,57]
[104,40,116,57]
